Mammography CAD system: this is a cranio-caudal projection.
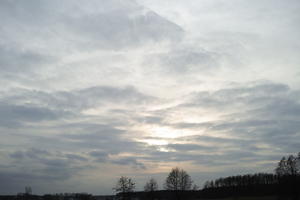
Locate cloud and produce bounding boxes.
[1,85,153,111]
[111,157,146,170]
[0,103,68,127]
[0,0,183,51]
[183,82,290,109]
[64,153,88,162]
[143,45,219,76]
[9,148,50,160]
[0,0,185,92]
[61,129,145,155]
[1,0,300,195]
[167,143,215,152]
[0,44,54,77]
[65,8,184,49]
[0,148,93,194]
[0,85,154,130]
[120,82,298,172]
[89,151,109,162]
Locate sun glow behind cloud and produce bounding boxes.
[138,138,169,146]
[150,126,184,138]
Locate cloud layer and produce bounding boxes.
[1,0,300,195]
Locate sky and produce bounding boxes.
[0,0,300,195]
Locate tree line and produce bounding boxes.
[202,152,300,199]
[114,167,195,200]
[203,173,278,189]
[114,152,300,200]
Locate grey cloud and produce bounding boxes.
[88,150,147,169]
[66,9,183,49]
[0,0,183,52]
[160,49,218,73]
[0,103,68,127]
[33,122,152,169]
[62,131,145,155]
[134,115,165,125]
[89,151,108,162]
[184,83,290,109]
[111,157,146,170]
[132,82,299,169]
[170,122,213,129]
[11,120,146,160]
[142,146,272,167]
[178,82,300,152]
[185,135,254,147]
[51,121,147,156]
[10,151,25,160]
[0,85,153,129]
[0,0,56,25]
[62,124,125,140]
[65,153,88,162]
[9,148,83,166]
[143,46,219,76]
[178,135,270,155]
[76,86,153,105]
[167,143,216,152]
[0,0,184,94]
[141,150,204,163]
[6,148,92,185]
[255,98,300,118]
[157,83,300,155]
[203,117,300,148]
[0,44,54,76]
[2,85,153,112]
[88,149,147,169]
[40,158,69,168]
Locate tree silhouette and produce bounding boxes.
[25,186,32,195]
[192,184,199,190]
[164,167,193,200]
[275,152,300,200]
[114,176,135,200]
[276,153,300,176]
[164,167,192,191]
[144,178,158,200]
[144,178,158,192]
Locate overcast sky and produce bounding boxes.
[1,0,300,195]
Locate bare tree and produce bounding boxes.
[114,176,135,193]
[144,178,158,192]
[164,167,192,191]
[203,181,210,189]
[276,153,300,176]
[275,152,300,200]
[192,184,199,190]
[25,186,32,195]
[144,178,158,200]
[114,176,135,200]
